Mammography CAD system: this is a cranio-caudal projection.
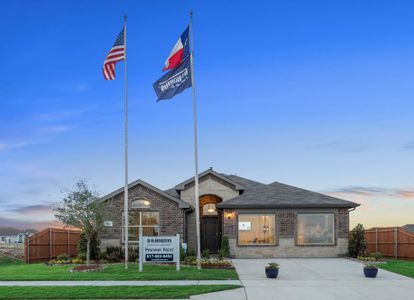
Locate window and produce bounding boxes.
[202,203,218,216]
[238,214,276,245]
[122,211,159,243]
[297,213,334,245]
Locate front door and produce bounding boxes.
[201,217,221,253]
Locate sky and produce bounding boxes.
[1,0,414,230]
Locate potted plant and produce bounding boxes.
[363,263,378,278]
[265,262,279,278]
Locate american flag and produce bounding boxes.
[103,27,125,80]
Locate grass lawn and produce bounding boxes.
[0,285,240,299]
[0,262,238,281]
[378,260,414,279]
[0,255,23,266]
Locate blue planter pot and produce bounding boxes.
[265,268,279,278]
[363,267,378,278]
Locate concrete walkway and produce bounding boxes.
[0,280,241,286]
[232,258,414,300]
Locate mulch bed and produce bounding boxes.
[70,265,106,272]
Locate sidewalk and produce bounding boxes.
[0,280,241,286]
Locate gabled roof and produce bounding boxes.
[97,179,190,209]
[217,180,359,209]
[174,168,245,191]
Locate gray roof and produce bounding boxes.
[403,224,414,233]
[217,178,359,209]
[174,169,245,191]
[97,179,190,209]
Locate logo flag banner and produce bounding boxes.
[153,55,192,101]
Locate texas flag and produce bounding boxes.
[163,27,190,71]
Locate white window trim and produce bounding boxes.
[296,213,335,246]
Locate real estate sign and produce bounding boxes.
[139,234,180,271]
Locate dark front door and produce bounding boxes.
[201,217,221,253]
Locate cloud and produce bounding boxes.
[35,109,87,122]
[37,125,73,133]
[11,204,52,215]
[0,141,30,151]
[325,186,414,200]
[0,216,63,230]
[404,140,414,150]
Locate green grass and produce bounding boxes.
[0,255,23,266]
[0,285,240,299]
[0,262,238,281]
[378,260,414,279]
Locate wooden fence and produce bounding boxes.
[365,227,414,259]
[24,228,81,263]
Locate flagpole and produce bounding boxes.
[189,10,201,270]
[123,15,129,270]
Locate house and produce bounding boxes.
[97,168,359,258]
[403,224,414,233]
[0,227,20,244]
[0,228,37,244]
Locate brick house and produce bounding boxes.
[96,168,359,258]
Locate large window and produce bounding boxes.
[297,213,334,245]
[238,214,276,245]
[122,211,159,243]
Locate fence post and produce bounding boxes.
[375,228,378,253]
[26,237,30,264]
[67,230,70,257]
[49,228,52,261]
[395,227,398,259]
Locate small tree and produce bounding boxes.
[78,229,100,261]
[53,180,104,265]
[348,223,366,258]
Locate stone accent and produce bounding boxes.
[229,238,348,258]
[180,176,239,207]
[180,175,239,252]
[99,183,184,250]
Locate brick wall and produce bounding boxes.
[222,208,350,257]
[99,184,184,249]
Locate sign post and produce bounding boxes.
[139,234,180,272]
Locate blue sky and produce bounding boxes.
[1,0,414,229]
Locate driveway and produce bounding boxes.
[232,258,414,300]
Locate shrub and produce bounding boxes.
[219,236,230,259]
[76,252,86,261]
[266,263,279,269]
[187,249,196,257]
[180,246,186,261]
[128,246,139,262]
[71,258,84,264]
[57,253,70,261]
[348,223,366,258]
[184,256,197,265]
[371,252,383,260]
[105,246,124,263]
[202,249,210,259]
[78,230,100,260]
